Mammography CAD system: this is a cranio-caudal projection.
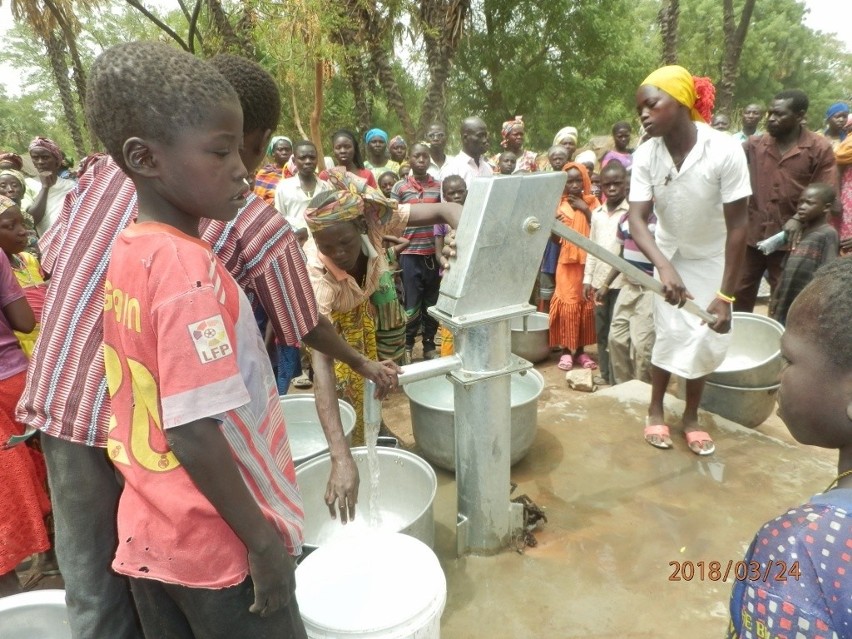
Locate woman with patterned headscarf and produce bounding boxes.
[303,168,461,443]
[492,116,538,173]
[627,65,751,457]
[253,135,294,204]
[26,137,75,236]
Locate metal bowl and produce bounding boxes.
[404,369,544,471]
[510,313,551,363]
[701,380,780,429]
[708,313,784,388]
[280,395,356,466]
[296,447,437,550]
[0,590,70,639]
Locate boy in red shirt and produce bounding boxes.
[88,42,306,637]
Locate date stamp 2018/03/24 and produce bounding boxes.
[668,561,801,582]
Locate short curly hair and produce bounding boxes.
[86,41,238,171]
[793,259,852,370]
[208,54,281,135]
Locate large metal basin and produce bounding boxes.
[701,380,780,429]
[510,312,551,363]
[404,369,544,471]
[296,447,437,550]
[280,395,356,466]
[708,313,784,388]
[0,590,70,639]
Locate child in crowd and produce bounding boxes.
[768,183,839,325]
[590,172,602,201]
[436,175,468,356]
[497,151,517,175]
[0,198,47,357]
[0,168,39,255]
[377,170,398,199]
[87,42,307,636]
[606,206,657,385]
[398,162,411,180]
[539,148,569,312]
[575,150,597,177]
[727,259,852,639]
[551,163,599,371]
[0,248,49,597]
[389,135,408,164]
[600,121,633,170]
[391,143,443,361]
[583,162,629,384]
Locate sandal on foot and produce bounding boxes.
[577,353,597,369]
[557,354,574,371]
[644,421,673,450]
[685,430,715,456]
[292,374,313,389]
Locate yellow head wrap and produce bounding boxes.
[641,65,713,123]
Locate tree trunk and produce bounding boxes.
[310,61,327,171]
[45,30,86,158]
[206,0,250,54]
[368,42,416,141]
[658,0,679,65]
[416,0,469,135]
[344,49,373,133]
[718,0,757,113]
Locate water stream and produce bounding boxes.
[364,416,383,528]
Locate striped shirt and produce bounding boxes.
[391,175,441,255]
[617,211,657,277]
[105,223,302,585]
[17,156,318,448]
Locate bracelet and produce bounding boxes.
[715,291,735,304]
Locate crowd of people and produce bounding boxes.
[0,39,850,638]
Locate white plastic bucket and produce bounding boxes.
[0,589,71,639]
[296,532,446,638]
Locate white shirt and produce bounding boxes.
[583,199,629,289]
[629,122,751,261]
[273,175,330,231]
[26,175,75,235]
[439,150,494,183]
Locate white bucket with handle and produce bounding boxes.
[296,531,446,638]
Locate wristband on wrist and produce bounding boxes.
[715,290,735,304]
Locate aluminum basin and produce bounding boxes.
[510,312,551,363]
[404,369,544,471]
[280,395,356,466]
[701,380,780,429]
[0,590,70,639]
[296,447,437,550]
[708,313,784,388]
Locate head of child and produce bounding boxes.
[498,151,517,175]
[86,43,255,226]
[562,163,587,199]
[292,140,319,178]
[331,130,364,170]
[407,143,431,180]
[777,259,852,455]
[389,136,407,163]
[796,183,834,229]
[710,113,731,132]
[611,121,631,152]
[305,170,394,274]
[442,175,467,205]
[600,161,628,209]
[589,173,601,199]
[0,196,28,259]
[547,145,569,172]
[0,170,25,205]
[377,171,398,198]
[398,162,411,180]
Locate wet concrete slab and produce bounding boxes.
[383,367,837,639]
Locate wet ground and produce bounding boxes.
[382,348,835,639]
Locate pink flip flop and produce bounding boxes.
[577,353,597,369]
[557,354,574,371]
[685,430,716,456]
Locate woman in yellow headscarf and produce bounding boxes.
[303,168,461,444]
[626,65,751,457]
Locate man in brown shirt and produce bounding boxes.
[735,89,837,312]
